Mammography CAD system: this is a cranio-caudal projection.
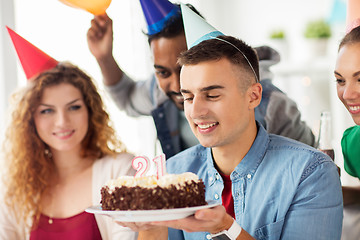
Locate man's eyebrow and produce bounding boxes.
[180,89,191,94]
[200,85,224,92]
[154,65,166,70]
[353,71,360,77]
[180,85,224,94]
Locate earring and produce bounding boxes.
[44,148,53,158]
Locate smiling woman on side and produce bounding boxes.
[0,28,137,240]
[334,25,360,206]
[0,62,137,240]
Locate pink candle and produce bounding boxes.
[152,153,166,179]
[132,156,150,177]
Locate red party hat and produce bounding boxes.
[6,26,58,80]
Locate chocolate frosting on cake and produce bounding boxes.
[101,174,206,210]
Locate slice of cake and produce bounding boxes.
[101,172,206,210]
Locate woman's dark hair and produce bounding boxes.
[339,25,360,51]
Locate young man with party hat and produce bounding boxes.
[119,4,343,240]
[87,0,315,158]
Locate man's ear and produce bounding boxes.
[248,82,262,109]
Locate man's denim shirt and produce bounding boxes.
[166,123,343,240]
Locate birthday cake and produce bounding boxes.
[100,172,206,210]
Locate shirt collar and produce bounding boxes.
[206,122,269,179]
[233,122,269,178]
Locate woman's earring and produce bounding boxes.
[44,148,53,158]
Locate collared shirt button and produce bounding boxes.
[247,174,252,179]
[158,113,164,118]
[206,234,212,239]
[214,194,219,200]
[166,144,171,149]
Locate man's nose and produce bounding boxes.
[190,96,208,119]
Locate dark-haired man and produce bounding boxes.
[87,2,315,159]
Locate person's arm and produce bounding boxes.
[115,206,254,239]
[264,90,315,146]
[280,160,343,239]
[151,205,255,240]
[138,227,168,240]
[255,46,315,147]
[0,198,25,239]
[87,13,123,86]
[343,186,360,206]
[87,14,168,116]
[115,222,169,240]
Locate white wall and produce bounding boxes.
[0,0,17,148]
